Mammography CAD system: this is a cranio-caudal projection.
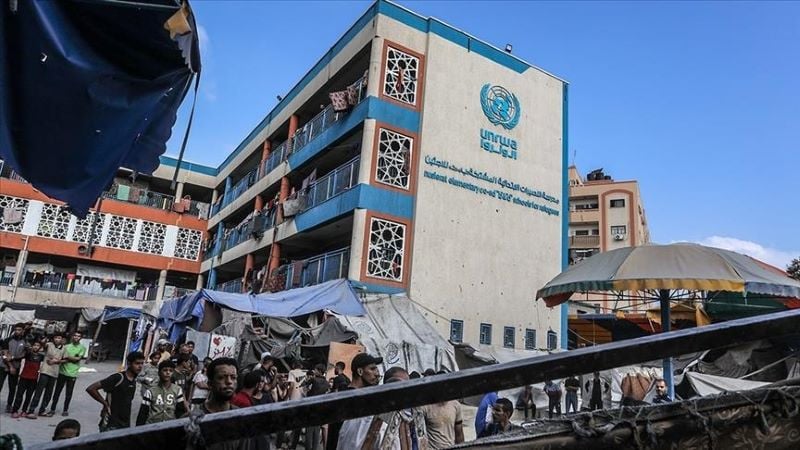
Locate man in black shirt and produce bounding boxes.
[330,361,350,392]
[86,351,144,431]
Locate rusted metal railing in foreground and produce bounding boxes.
[32,308,800,450]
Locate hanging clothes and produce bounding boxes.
[329,91,349,112]
[2,206,24,224]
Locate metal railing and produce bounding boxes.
[569,235,600,248]
[103,184,175,212]
[279,247,350,291]
[216,278,243,293]
[303,157,360,212]
[0,159,27,183]
[213,74,368,218]
[20,271,158,301]
[222,210,277,252]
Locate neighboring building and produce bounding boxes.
[200,0,568,350]
[0,156,215,314]
[567,166,650,313]
[1,0,569,351]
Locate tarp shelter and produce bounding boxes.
[0,0,201,215]
[681,372,770,397]
[335,294,458,375]
[158,279,366,342]
[0,302,81,322]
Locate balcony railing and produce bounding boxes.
[0,160,27,183]
[212,74,368,218]
[216,278,244,293]
[102,184,209,218]
[303,157,360,212]
[221,210,277,253]
[20,271,157,301]
[278,247,350,292]
[569,235,600,248]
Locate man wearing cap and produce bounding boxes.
[331,353,383,450]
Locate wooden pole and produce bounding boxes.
[29,307,800,450]
[86,310,106,365]
[120,319,134,371]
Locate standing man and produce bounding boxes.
[86,351,144,431]
[201,357,254,450]
[172,354,193,400]
[302,364,329,450]
[479,398,521,437]
[137,352,161,399]
[28,333,66,417]
[420,395,464,449]
[475,391,498,437]
[331,353,383,450]
[136,360,186,425]
[563,375,580,414]
[48,330,86,416]
[231,370,262,408]
[652,378,673,404]
[544,379,562,418]
[0,323,27,413]
[330,361,350,392]
[11,340,44,417]
[585,372,609,411]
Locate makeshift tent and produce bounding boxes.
[335,294,457,375]
[0,0,201,215]
[158,279,365,342]
[682,372,770,397]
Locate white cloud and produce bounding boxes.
[197,25,210,58]
[693,236,798,269]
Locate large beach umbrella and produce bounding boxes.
[536,243,800,397]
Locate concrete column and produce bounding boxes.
[196,274,205,291]
[243,254,254,293]
[207,268,217,289]
[156,269,168,301]
[211,189,219,204]
[277,177,290,223]
[254,194,264,212]
[261,141,271,163]
[174,181,185,200]
[268,243,281,275]
[12,248,29,288]
[214,222,225,255]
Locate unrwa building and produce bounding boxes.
[196,0,568,351]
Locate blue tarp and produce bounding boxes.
[157,279,366,336]
[0,0,200,215]
[102,307,141,322]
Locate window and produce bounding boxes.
[547,330,558,350]
[503,327,515,348]
[450,320,464,343]
[479,323,492,345]
[525,329,536,350]
[366,217,406,282]
[611,225,627,235]
[610,199,626,208]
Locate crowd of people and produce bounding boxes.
[1,322,673,448]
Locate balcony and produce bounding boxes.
[20,271,158,301]
[102,184,211,219]
[221,209,277,253]
[0,160,27,183]
[216,278,244,293]
[212,75,368,217]
[569,235,600,248]
[298,157,360,213]
[275,247,350,292]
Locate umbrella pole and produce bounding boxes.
[660,289,674,399]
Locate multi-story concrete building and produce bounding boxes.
[0,156,215,314]
[2,0,569,351]
[567,165,650,312]
[201,0,568,350]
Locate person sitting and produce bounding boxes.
[479,398,521,438]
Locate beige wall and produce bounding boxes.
[394,23,565,349]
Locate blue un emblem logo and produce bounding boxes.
[480,83,521,130]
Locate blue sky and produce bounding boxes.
[167,1,800,268]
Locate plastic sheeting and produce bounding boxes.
[685,372,769,397]
[0,0,201,215]
[335,294,458,375]
[0,308,35,326]
[77,264,136,282]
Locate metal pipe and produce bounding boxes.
[29,307,800,450]
[659,289,674,399]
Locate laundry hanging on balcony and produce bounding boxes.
[0,0,201,216]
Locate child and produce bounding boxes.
[11,341,44,418]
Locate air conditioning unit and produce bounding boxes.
[613,234,625,241]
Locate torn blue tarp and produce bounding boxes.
[157,279,365,333]
[0,0,200,216]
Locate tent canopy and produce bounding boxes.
[0,0,200,215]
[538,244,800,307]
[158,279,366,332]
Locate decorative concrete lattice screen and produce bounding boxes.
[36,203,72,240]
[367,217,406,282]
[0,195,29,233]
[73,212,105,244]
[137,220,167,255]
[174,228,203,260]
[376,128,413,190]
[106,216,137,250]
[383,46,419,106]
